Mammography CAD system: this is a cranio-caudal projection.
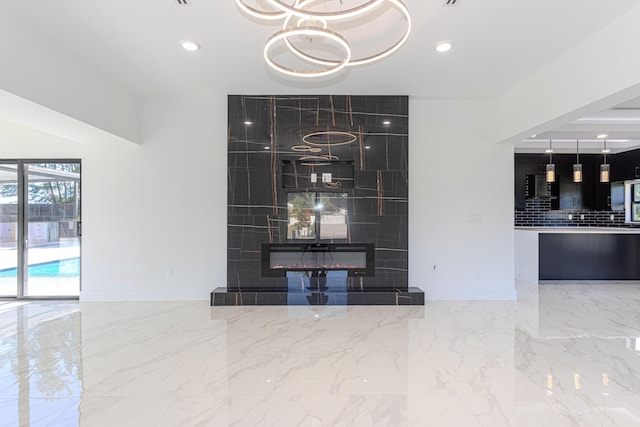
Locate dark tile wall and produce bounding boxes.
[514,198,634,227]
[227,95,409,291]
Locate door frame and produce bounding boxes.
[0,158,81,300]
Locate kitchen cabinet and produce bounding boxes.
[539,232,640,280]
[610,181,624,211]
[516,148,640,212]
[559,178,583,209]
[515,156,558,209]
[595,181,612,211]
[557,163,595,210]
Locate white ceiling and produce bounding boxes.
[2,0,640,147]
[516,97,640,154]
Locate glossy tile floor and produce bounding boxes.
[1,282,640,426]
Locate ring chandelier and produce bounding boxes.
[291,145,322,152]
[302,130,357,146]
[299,154,340,161]
[234,0,411,77]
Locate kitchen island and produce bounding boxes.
[515,227,640,283]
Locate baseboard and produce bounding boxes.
[80,288,516,302]
[425,288,517,301]
[79,289,210,301]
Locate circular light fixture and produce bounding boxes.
[302,131,357,146]
[292,145,322,152]
[234,0,288,20]
[281,0,411,68]
[181,41,201,52]
[299,154,339,161]
[434,40,453,53]
[264,27,351,77]
[597,134,608,139]
[296,16,328,29]
[267,0,385,21]
[237,0,411,77]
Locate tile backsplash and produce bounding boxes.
[515,198,636,227]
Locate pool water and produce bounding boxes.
[0,257,80,277]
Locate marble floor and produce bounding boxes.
[1,283,640,426]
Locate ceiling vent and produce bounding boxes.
[176,0,191,6]
[443,0,459,5]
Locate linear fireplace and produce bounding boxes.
[262,243,375,277]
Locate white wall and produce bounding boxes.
[0,8,139,144]
[5,1,640,301]
[0,97,227,301]
[79,97,227,300]
[494,2,640,143]
[1,95,516,301]
[6,2,640,301]
[409,99,516,300]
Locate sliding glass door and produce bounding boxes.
[0,160,80,298]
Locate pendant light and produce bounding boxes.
[573,139,583,183]
[545,139,555,183]
[600,139,610,183]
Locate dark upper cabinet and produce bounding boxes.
[516,154,601,211]
[514,157,547,210]
[595,181,612,211]
[514,155,559,210]
[556,161,595,210]
[516,148,640,211]
[559,177,583,209]
[610,151,640,182]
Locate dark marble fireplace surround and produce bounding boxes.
[212,95,423,305]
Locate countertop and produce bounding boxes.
[515,227,640,233]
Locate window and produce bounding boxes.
[287,192,348,240]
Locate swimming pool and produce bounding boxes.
[0,257,80,277]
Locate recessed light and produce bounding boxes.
[244,121,253,125]
[601,149,611,153]
[382,120,391,125]
[544,149,553,153]
[263,146,270,150]
[365,146,371,149]
[531,134,537,138]
[181,40,201,52]
[596,134,608,139]
[434,41,453,53]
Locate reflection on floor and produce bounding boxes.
[1,283,640,426]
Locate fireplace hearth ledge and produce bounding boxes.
[210,287,425,306]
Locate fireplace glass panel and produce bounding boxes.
[319,192,348,240]
[270,251,367,271]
